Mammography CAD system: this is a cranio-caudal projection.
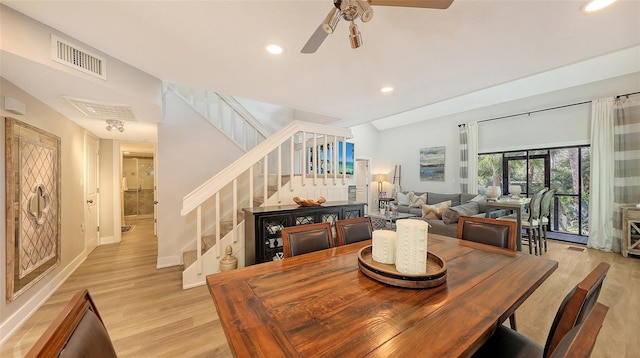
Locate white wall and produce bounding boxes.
[0,78,88,344]
[157,90,244,267]
[378,115,461,194]
[373,73,640,194]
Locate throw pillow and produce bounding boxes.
[397,192,410,206]
[469,194,487,213]
[407,192,427,208]
[422,200,452,220]
[441,202,481,225]
[469,194,485,202]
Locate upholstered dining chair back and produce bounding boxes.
[281,222,334,258]
[472,262,610,358]
[335,216,374,246]
[540,188,557,220]
[527,187,549,222]
[457,216,517,251]
[549,302,608,358]
[543,262,610,358]
[26,289,118,358]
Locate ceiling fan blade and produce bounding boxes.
[301,24,329,54]
[368,0,453,9]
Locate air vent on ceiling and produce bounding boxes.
[64,97,136,121]
[51,34,107,80]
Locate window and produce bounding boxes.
[478,145,590,239]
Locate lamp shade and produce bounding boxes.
[373,174,388,183]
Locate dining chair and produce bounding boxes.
[457,216,517,251]
[281,222,334,258]
[335,216,374,246]
[549,302,609,358]
[472,262,610,358]
[457,215,518,330]
[500,187,548,255]
[26,289,118,358]
[539,188,558,254]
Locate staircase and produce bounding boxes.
[181,183,280,271]
[180,120,353,289]
[168,83,271,151]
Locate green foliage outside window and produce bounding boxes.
[477,146,590,236]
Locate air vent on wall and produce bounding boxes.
[51,34,107,80]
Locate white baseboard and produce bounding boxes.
[182,280,206,290]
[0,251,87,347]
[100,236,114,245]
[157,255,181,269]
[99,235,118,245]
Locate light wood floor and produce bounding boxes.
[1,218,638,357]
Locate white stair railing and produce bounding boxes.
[182,120,352,275]
[168,83,271,151]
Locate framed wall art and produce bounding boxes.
[420,146,445,181]
[5,117,61,302]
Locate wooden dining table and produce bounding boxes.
[206,234,558,358]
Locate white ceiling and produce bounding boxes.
[1,0,639,142]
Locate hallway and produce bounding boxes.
[0,217,232,357]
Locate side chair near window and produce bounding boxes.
[539,188,558,254]
[335,216,374,246]
[26,289,118,358]
[500,187,549,255]
[457,215,518,330]
[281,222,334,258]
[472,262,610,358]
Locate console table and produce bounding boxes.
[243,201,365,265]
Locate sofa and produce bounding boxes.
[393,191,503,238]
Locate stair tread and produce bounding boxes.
[183,250,197,269]
[202,235,217,252]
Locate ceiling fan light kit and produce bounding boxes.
[302,0,453,54]
[106,119,125,132]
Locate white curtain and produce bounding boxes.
[459,122,479,194]
[588,98,615,251]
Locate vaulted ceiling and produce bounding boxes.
[1,1,639,142]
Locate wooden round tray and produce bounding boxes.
[357,245,447,289]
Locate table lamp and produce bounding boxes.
[373,174,388,198]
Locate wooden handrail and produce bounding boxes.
[181,120,351,215]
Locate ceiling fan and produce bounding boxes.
[301,0,454,54]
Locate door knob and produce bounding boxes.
[86,199,93,204]
[154,201,158,204]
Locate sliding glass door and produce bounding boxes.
[478,145,590,242]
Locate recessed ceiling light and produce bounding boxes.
[380,86,394,93]
[582,0,618,13]
[266,44,283,55]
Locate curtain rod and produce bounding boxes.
[457,91,640,127]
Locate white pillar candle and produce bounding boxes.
[395,219,429,274]
[372,230,396,264]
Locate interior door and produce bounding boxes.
[355,159,369,210]
[153,152,158,235]
[85,133,99,253]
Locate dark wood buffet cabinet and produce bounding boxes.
[243,201,365,265]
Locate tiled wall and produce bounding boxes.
[123,157,155,216]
